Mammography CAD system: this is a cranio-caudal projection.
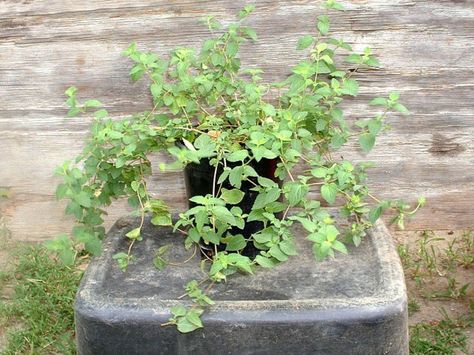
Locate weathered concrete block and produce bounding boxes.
[75,216,408,355]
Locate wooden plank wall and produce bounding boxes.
[1,0,473,242]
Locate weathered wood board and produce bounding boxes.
[1,0,473,241]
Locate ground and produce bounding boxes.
[0,215,472,353]
[394,229,473,354]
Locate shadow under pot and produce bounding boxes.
[183,157,281,258]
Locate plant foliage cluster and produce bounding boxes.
[49,1,424,332]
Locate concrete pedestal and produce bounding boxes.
[75,215,408,355]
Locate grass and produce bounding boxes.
[0,246,83,354]
[409,311,473,354]
[398,230,474,354]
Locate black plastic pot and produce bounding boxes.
[183,158,280,257]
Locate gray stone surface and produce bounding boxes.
[75,215,408,355]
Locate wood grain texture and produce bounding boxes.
[1,0,473,241]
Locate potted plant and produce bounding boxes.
[50,1,424,334]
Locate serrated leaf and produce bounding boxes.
[367,120,382,135]
[359,133,376,153]
[74,191,91,208]
[389,91,400,101]
[153,256,167,270]
[317,15,330,35]
[94,109,108,119]
[252,187,280,210]
[150,83,162,98]
[238,5,255,19]
[321,183,337,205]
[242,27,257,41]
[44,235,75,266]
[221,188,244,204]
[393,103,409,115]
[332,240,348,254]
[285,182,308,206]
[177,318,200,333]
[342,79,359,96]
[258,176,277,188]
[279,239,298,256]
[227,150,248,162]
[297,35,314,50]
[262,103,276,117]
[269,245,288,261]
[369,205,383,223]
[186,309,204,328]
[369,97,388,106]
[65,86,77,97]
[211,206,236,225]
[255,255,278,268]
[223,234,246,251]
[345,54,362,64]
[151,213,172,226]
[125,227,141,240]
[84,99,102,109]
[171,305,187,317]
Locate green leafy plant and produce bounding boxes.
[49,1,423,332]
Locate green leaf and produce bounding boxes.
[177,318,201,333]
[227,150,248,162]
[55,183,69,199]
[292,61,315,79]
[223,234,246,251]
[393,103,409,115]
[171,305,187,317]
[389,91,400,101]
[369,97,388,106]
[367,119,382,135]
[279,239,298,256]
[150,83,162,98]
[238,5,255,19]
[285,182,308,206]
[345,54,362,64]
[84,99,102,109]
[325,0,345,11]
[321,183,337,205]
[252,187,280,210]
[74,191,91,208]
[241,27,257,41]
[44,234,75,266]
[125,227,141,240]
[317,15,330,35]
[211,206,236,225]
[151,213,172,226]
[359,133,376,153]
[255,255,278,268]
[341,79,359,96]
[186,308,204,328]
[262,103,276,117]
[297,35,314,50]
[332,240,348,254]
[229,166,244,188]
[221,188,245,204]
[74,229,101,255]
[269,245,288,261]
[94,109,108,119]
[153,256,167,270]
[369,205,383,223]
[112,252,130,271]
[65,86,77,97]
[291,216,317,233]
